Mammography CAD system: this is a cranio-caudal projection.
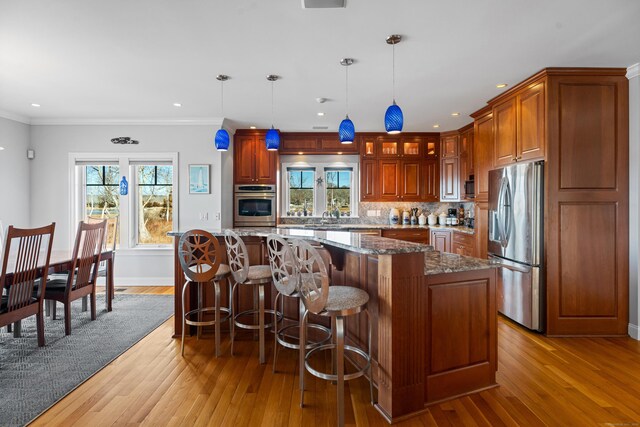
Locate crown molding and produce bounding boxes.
[627,63,640,79]
[0,109,31,125]
[29,117,225,126]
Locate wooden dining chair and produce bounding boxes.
[44,220,106,335]
[87,215,118,303]
[0,223,56,347]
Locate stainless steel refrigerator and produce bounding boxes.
[488,160,544,332]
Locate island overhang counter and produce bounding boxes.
[168,227,497,422]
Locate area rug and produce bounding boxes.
[0,293,173,427]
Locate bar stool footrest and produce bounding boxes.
[305,343,371,382]
[185,307,231,327]
[234,308,283,330]
[276,323,331,350]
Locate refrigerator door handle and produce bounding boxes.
[488,254,532,273]
[497,177,511,248]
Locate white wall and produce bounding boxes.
[628,63,640,340]
[29,123,232,285]
[0,116,31,228]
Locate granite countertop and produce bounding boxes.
[168,228,433,256]
[277,223,475,235]
[424,251,497,275]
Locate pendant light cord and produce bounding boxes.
[271,80,275,127]
[392,42,396,103]
[345,64,349,115]
[220,79,224,116]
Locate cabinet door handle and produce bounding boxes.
[516,155,523,160]
[512,157,518,162]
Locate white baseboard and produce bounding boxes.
[629,323,640,340]
[97,277,173,287]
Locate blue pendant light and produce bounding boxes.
[215,74,230,151]
[265,126,280,151]
[265,75,280,151]
[338,58,355,144]
[384,35,403,134]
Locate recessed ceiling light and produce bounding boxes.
[31,103,40,107]
[451,112,460,116]
[249,126,257,129]
[496,83,508,88]
[0,147,5,150]
[173,103,182,107]
[317,112,325,116]
[433,124,440,128]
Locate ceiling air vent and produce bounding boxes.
[312,126,329,130]
[302,0,345,9]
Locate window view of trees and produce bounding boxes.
[85,165,120,247]
[137,165,173,244]
[326,170,351,216]
[288,170,314,216]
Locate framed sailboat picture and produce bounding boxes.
[189,164,210,194]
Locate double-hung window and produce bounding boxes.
[135,164,174,245]
[286,168,315,216]
[325,168,352,216]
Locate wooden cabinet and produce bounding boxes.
[471,68,628,336]
[440,158,459,201]
[381,228,430,244]
[378,159,401,200]
[430,230,452,253]
[441,134,459,158]
[423,159,439,201]
[472,108,494,203]
[358,133,440,202]
[452,232,476,257]
[440,131,460,202]
[492,81,545,167]
[278,132,359,154]
[360,159,377,200]
[459,125,474,200]
[517,82,545,161]
[233,131,278,184]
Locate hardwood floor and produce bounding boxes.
[32,286,640,426]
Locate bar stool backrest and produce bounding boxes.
[224,229,249,284]
[179,229,222,283]
[266,234,298,296]
[291,239,329,315]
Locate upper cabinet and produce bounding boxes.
[493,80,546,167]
[358,133,440,202]
[459,124,474,200]
[233,130,278,184]
[439,131,460,201]
[279,132,359,155]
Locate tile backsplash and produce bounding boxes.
[280,201,475,224]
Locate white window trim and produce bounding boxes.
[281,160,359,218]
[68,152,179,251]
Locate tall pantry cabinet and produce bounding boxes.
[471,68,629,336]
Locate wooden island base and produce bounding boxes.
[171,232,497,423]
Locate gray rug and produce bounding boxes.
[0,293,173,427]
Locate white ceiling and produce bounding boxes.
[1,0,639,132]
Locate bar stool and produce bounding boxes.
[266,234,331,373]
[178,229,232,357]
[293,239,374,427]
[224,229,281,364]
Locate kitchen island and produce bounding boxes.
[168,228,497,422]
